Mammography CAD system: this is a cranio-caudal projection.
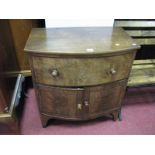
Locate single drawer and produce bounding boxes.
[31,52,135,86]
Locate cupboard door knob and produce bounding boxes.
[4,106,9,113]
[50,69,59,77]
[84,100,89,106]
[77,103,82,110]
[110,68,117,75]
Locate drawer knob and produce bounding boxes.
[50,69,59,77]
[77,103,82,110]
[110,68,117,75]
[84,100,89,106]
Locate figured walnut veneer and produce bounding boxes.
[25,27,140,127]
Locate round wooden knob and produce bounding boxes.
[4,106,9,113]
[50,69,59,77]
[77,103,82,110]
[110,68,117,75]
[84,100,89,106]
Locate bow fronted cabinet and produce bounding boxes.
[25,27,140,127]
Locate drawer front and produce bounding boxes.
[36,85,85,119]
[88,80,127,116]
[31,52,135,86]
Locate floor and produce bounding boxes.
[19,86,155,135]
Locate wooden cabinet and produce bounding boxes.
[31,53,134,86]
[25,27,140,127]
[0,43,24,134]
[114,19,155,86]
[36,80,127,126]
[88,80,127,117]
[0,19,44,134]
[0,19,45,76]
[37,86,83,119]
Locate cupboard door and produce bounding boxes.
[36,85,84,119]
[88,80,127,117]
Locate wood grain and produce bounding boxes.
[37,85,84,118]
[0,19,45,74]
[31,52,135,86]
[88,80,127,116]
[26,27,138,127]
[25,27,140,55]
[36,80,127,126]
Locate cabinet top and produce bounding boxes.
[25,27,140,56]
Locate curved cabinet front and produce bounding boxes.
[36,85,84,119]
[31,52,135,87]
[25,27,140,127]
[36,79,127,126]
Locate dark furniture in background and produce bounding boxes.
[0,43,24,134]
[0,19,45,134]
[0,19,45,76]
[114,19,155,86]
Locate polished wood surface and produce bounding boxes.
[36,80,127,126]
[26,27,138,127]
[36,85,83,118]
[88,80,127,116]
[31,52,135,86]
[25,27,140,55]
